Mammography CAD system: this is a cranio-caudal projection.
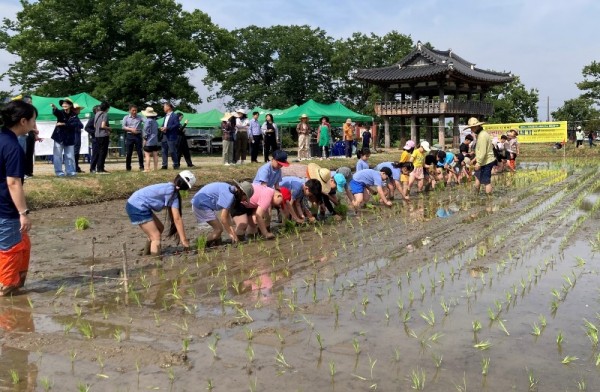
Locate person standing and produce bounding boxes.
[234,109,249,164]
[248,111,262,163]
[317,116,331,159]
[159,102,181,169]
[575,126,584,148]
[221,113,236,166]
[176,113,194,168]
[0,100,36,296]
[362,126,372,150]
[262,113,278,162]
[588,130,596,147]
[86,106,99,173]
[50,98,78,177]
[506,129,520,172]
[296,114,310,160]
[122,104,145,172]
[71,104,85,173]
[466,117,495,194]
[92,101,112,174]
[141,107,160,171]
[343,118,354,158]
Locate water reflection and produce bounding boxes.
[0,299,38,390]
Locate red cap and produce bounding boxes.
[280,186,292,206]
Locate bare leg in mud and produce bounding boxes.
[139,213,163,255]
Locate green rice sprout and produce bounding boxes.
[432,353,443,368]
[409,367,426,390]
[584,319,599,347]
[275,351,292,368]
[196,235,207,251]
[481,357,490,376]
[78,321,94,339]
[352,338,361,355]
[473,340,492,350]
[556,330,564,346]
[528,369,538,390]
[316,332,324,350]
[9,369,19,385]
[531,322,542,337]
[561,355,578,364]
[420,309,435,326]
[329,360,336,378]
[498,320,510,336]
[208,334,220,358]
[74,217,90,230]
[472,320,482,333]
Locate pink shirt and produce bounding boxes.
[243,184,274,210]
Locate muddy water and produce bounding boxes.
[1,164,600,391]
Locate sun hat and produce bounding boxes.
[299,114,309,120]
[307,163,332,193]
[178,170,197,189]
[380,167,392,178]
[403,140,416,150]
[272,150,290,167]
[220,112,232,122]
[336,166,352,181]
[59,98,74,107]
[234,180,254,200]
[142,107,158,117]
[420,140,431,152]
[236,108,247,115]
[333,173,346,193]
[73,103,85,111]
[466,117,486,128]
[279,186,292,207]
[345,118,352,124]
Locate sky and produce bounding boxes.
[0,0,597,119]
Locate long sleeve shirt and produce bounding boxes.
[475,130,495,166]
[249,118,262,137]
[261,122,279,141]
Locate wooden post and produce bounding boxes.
[384,117,390,149]
[439,85,446,149]
[121,242,129,293]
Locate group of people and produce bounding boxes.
[575,125,596,148]
[124,116,515,256]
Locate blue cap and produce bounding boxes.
[333,173,346,193]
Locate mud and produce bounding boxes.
[1,162,600,391]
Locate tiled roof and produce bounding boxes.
[354,42,513,85]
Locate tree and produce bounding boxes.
[0,0,228,109]
[485,76,539,123]
[552,97,600,130]
[333,31,413,113]
[203,25,336,110]
[577,60,600,103]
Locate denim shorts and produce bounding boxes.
[475,161,495,185]
[349,179,366,195]
[0,218,22,250]
[125,202,153,225]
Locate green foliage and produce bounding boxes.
[485,76,539,123]
[552,97,600,129]
[196,235,207,251]
[0,0,228,108]
[74,217,90,231]
[577,60,600,102]
[333,203,348,217]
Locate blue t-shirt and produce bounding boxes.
[191,182,236,211]
[253,162,282,188]
[375,162,401,181]
[127,183,180,212]
[437,152,455,167]
[280,176,304,201]
[0,127,24,219]
[352,169,383,187]
[362,131,371,146]
[356,159,369,172]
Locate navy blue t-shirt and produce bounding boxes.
[0,127,24,219]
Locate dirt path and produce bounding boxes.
[1,164,600,391]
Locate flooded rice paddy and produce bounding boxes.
[1,160,600,391]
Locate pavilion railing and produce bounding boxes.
[375,100,494,117]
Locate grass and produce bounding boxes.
[74,216,90,230]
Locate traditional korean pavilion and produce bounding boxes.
[354,41,514,148]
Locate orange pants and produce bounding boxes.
[0,233,30,288]
[507,159,516,171]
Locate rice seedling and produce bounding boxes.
[77,383,91,392]
[473,340,492,350]
[556,330,564,346]
[40,376,53,391]
[481,357,490,376]
[78,321,94,339]
[472,320,482,333]
[208,334,220,358]
[498,320,510,336]
[561,355,578,364]
[329,360,336,380]
[316,332,324,350]
[577,379,587,391]
[528,369,538,391]
[353,338,361,355]
[409,367,426,390]
[432,353,443,368]
[246,344,255,362]
[531,322,542,337]
[275,351,292,369]
[74,217,90,230]
[440,297,450,315]
[206,378,213,391]
[584,319,599,347]
[420,309,435,326]
[10,369,19,385]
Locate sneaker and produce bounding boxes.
[224,163,230,166]
[97,170,111,175]
[160,166,168,170]
[187,164,195,168]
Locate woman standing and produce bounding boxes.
[234,109,249,164]
[262,113,279,162]
[296,114,310,160]
[0,100,36,296]
[125,170,196,256]
[50,98,78,176]
[221,113,235,165]
[317,116,331,159]
[141,107,160,171]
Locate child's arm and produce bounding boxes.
[170,207,190,248]
[220,209,239,243]
[376,186,393,206]
[255,207,275,239]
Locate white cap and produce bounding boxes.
[179,170,196,189]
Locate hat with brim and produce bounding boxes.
[236,108,246,115]
[466,117,486,128]
[307,163,331,193]
[142,107,158,117]
[273,150,290,167]
[230,111,240,118]
[279,186,292,207]
[234,180,254,200]
[221,112,232,122]
[420,141,431,152]
[403,140,415,150]
[59,98,74,107]
[299,114,309,120]
[345,118,352,124]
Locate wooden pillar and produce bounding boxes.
[384,117,390,149]
[411,87,417,141]
[426,117,433,144]
[453,115,460,148]
[438,85,446,149]
[399,117,406,147]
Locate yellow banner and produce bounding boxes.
[483,121,567,144]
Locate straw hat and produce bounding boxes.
[307,163,331,193]
[59,98,74,107]
[299,114,309,120]
[220,112,232,122]
[345,118,352,124]
[466,117,486,128]
[141,107,158,117]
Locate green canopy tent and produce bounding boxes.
[31,93,128,124]
[177,109,224,128]
[276,99,372,126]
[248,105,299,123]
